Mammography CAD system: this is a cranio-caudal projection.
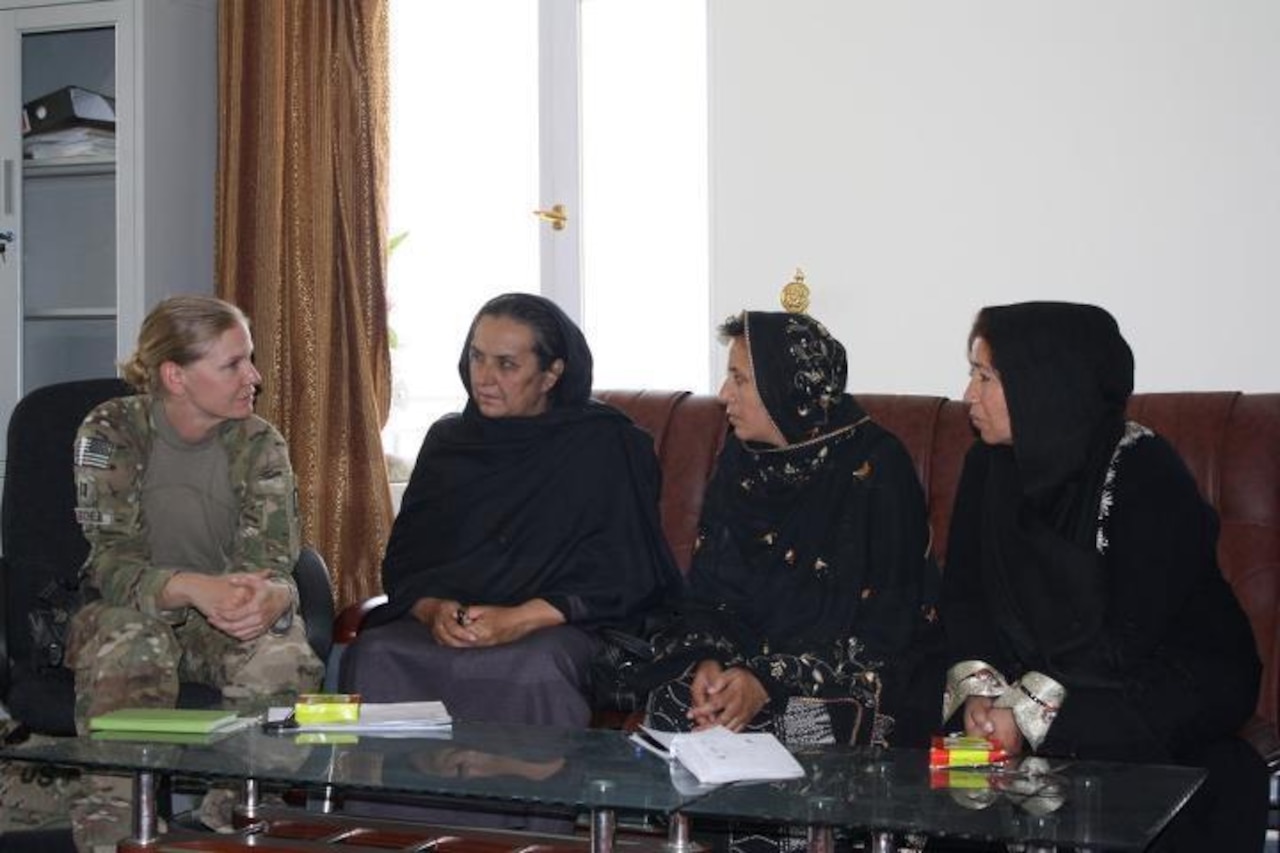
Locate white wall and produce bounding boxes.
[708,1,1280,395]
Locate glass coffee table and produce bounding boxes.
[0,721,1204,852]
[682,744,1205,853]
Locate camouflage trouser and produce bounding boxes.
[45,604,323,851]
[66,601,324,734]
[0,739,80,833]
[0,725,131,853]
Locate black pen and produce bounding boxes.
[261,711,299,733]
[628,728,672,761]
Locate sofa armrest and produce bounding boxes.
[334,594,388,645]
[1239,714,1280,770]
[590,708,643,731]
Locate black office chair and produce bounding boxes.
[0,378,334,737]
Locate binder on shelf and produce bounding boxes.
[22,85,116,136]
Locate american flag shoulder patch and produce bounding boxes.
[74,435,114,469]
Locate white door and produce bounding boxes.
[537,0,582,320]
[384,0,708,465]
[577,0,709,391]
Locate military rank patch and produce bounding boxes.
[74,436,113,469]
[74,507,112,526]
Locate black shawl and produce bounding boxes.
[943,301,1259,759]
[650,312,941,742]
[952,302,1133,681]
[375,295,679,633]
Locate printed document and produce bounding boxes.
[631,725,805,784]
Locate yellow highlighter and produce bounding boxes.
[294,693,362,725]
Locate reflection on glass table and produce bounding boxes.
[679,745,1204,853]
[0,720,702,852]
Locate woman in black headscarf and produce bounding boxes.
[942,302,1266,851]
[642,310,943,749]
[341,293,679,730]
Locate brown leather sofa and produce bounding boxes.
[337,389,1280,759]
[592,389,1280,760]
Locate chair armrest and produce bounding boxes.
[0,555,10,701]
[334,595,388,644]
[294,546,335,664]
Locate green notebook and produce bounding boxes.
[91,728,227,745]
[88,708,241,734]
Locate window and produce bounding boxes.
[384,0,708,478]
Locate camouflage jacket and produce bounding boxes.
[72,395,301,623]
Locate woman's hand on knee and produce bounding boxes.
[210,572,292,641]
[694,666,768,732]
[161,571,245,614]
[686,660,767,731]
[964,695,1024,755]
[462,599,563,647]
[412,596,480,647]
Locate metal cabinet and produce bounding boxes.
[0,0,216,489]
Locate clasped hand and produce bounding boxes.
[687,659,769,732]
[412,596,563,648]
[963,695,1025,755]
[165,569,291,642]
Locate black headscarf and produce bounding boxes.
[455,292,594,410]
[689,311,900,649]
[376,293,679,632]
[979,302,1134,502]
[968,302,1135,679]
[742,311,863,443]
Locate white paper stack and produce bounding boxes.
[631,725,805,785]
[267,700,452,733]
[24,126,116,161]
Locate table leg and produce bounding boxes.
[804,824,835,853]
[307,784,339,813]
[590,807,616,853]
[663,812,703,853]
[242,776,260,821]
[867,830,895,853]
[131,770,159,845]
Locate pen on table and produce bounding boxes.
[262,711,299,733]
[629,730,672,761]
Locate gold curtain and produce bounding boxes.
[217,0,392,610]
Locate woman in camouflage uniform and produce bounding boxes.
[65,295,323,732]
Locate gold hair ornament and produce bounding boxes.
[779,268,811,314]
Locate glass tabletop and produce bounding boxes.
[679,745,1205,851]
[0,723,1205,849]
[0,720,703,817]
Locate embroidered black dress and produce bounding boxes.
[643,311,944,748]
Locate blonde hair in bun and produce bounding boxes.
[122,295,249,395]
